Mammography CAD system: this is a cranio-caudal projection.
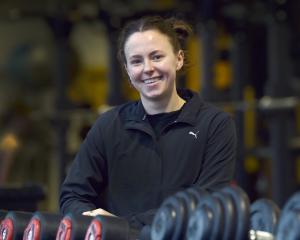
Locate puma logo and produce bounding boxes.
[189,131,199,139]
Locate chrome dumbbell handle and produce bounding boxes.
[249,230,275,240]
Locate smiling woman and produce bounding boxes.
[59,15,237,229]
[123,29,184,114]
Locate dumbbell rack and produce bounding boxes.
[1,185,300,240]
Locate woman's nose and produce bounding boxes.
[143,60,154,72]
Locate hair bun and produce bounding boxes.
[166,18,193,47]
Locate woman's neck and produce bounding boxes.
[141,91,186,115]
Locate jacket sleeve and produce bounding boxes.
[194,112,237,191]
[59,120,107,215]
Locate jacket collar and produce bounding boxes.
[176,89,204,125]
[120,89,204,126]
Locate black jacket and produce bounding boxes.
[60,89,236,223]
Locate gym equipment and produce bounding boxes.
[0,211,32,240]
[276,209,300,240]
[280,192,300,215]
[221,185,250,240]
[23,212,62,240]
[84,215,139,240]
[185,187,209,213]
[250,199,280,234]
[56,213,93,240]
[186,185,252,240]
[151,195,188,240]
[151,188,208,240]
[276,192,300,240]
[186,194,223,240]
[248,198,280,240]
[212,191,235,240]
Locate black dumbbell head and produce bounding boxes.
[0,211,33,240]
[56,213,93,240]
[186,194,223,240]
[186,205,211,240]
[186,188,209,205]
[282,192,300,214]
[84,217,101,240]
[84,215,132,240]
[23,212,62,240]
[151,195,187,240]
[276,191,300,240]
[250,198,280,234]
[212,191,235,240]
[175,191,197,218]
[276,209,300,240]
[220,185,250,240]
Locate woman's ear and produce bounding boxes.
[124,63,128,74]
[124,64,134,83]
[176,50,184,71]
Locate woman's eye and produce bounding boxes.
[152,55,163,61]
[130,59,141,65]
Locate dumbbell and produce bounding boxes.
[151,187,208,240]
[56,213,93,240]
[84,215,139,240]
[0,211,33,240]
[249,198,280,240]
[23,212,62,240]
[212,190,235,240]
[186,193,223,240]
[276,192,300,240]
[250,192,300,240]
[186,185,250,240]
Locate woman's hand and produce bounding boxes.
[82,208,116,217]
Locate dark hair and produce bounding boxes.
[117,15,193,66]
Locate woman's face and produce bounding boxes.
[124,30,183,102]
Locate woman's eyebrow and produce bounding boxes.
[128,50,163,59]
[128,54,142,60]
[150,50,162,55]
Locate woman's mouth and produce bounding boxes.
[143,76,162,84]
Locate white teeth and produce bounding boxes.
[143,77,161,84]
[144,79,156,84]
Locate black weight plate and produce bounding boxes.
[175,191,197,238]
[94,215,130,240]
[176,191,197,218]
[221,185,250,240]
[56,217,72,240]
[186,194,223,240]
[186,188,209,206]
[4,211,33,240]
[151,204,174,240]
[282,192,300,214]
[250,198,280,234]
[213,191,235,240]
[56,213,93,240]
[276,209,300,240]
[35,212,63,240]
[151,195,186,240]
[23,217,41,240]
[84,218,101,240]
[1,217,13,240]
[186,204,213,240]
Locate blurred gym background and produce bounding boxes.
[0,0,299,213]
